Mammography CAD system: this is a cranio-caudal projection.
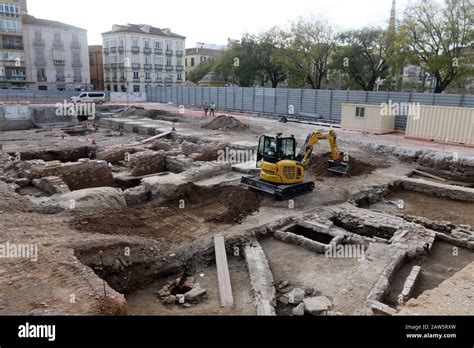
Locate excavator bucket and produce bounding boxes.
[327,160,349,175]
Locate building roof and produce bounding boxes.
[186,47,223,56]
[102,24,185,39]
[22,14,86,31]
[89,45,103,52]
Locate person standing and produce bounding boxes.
[210,101,216,117]
[204,102,209,117]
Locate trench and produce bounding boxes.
[365,190,474,227]
[383,240,474,307]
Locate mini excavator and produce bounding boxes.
[241,129,349,200]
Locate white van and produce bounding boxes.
[70,92,106,104]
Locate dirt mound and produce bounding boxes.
[308,152,378,177]
[69,185,261,242]
[205,187,261,224]
[202,115,249,131]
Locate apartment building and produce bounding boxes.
[89,45,104,91]
[102,24,186,93]
[0,0,26,89]
[185,46,223,75]
[22,14,90,91]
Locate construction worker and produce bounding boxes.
[210,101,216,117]
[203,102,209,117]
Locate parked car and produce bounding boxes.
[70,92,106,104]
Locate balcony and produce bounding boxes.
[37,76,47,82]
[144,47,152,54]
[105,77,111,82]
[52,41,64,48]
[112,77,118,82]
[165,65,174,71]
[109,46,117,53]
[176,79,183,84]
[33,38,44,46]
[111,63,118,69]
[104,63,111,70]
[72,61,82,67]
[7,75,26,81]
[120,77,126,82]
[56,76,66,82]
[53,59,65,65]
[103,47,109,54]
[131,46,140,53]
[156,78,163,83]
[154,48,163,55]
[118,45,124,53]
[176,65,184,71]
[145,77,152,83]
[35,59,46,66]
[154,64,163,70]
[118,63,125,69]
[3,44,23,50]
[132,63,140,69]
[133,78,140,83]
[165,50,173,56]
[176,50,184,57]
[71,41,81,49]
[144,64,152,70]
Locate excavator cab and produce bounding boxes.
[256,134,296,167]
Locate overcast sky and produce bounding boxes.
[28,0,411,47]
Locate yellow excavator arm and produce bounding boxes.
[296,129,344,167]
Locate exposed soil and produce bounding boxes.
[126,257,256,316]
[121,108,181,122]
[384,241,474,307]
[69,185,262,243]
[202,115,249,131]
[369,190,474,227]
[308,152,380,177]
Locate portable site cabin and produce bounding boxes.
[341,103,395,134]
[405,105,474,146]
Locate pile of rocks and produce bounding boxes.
[157,276,207,307]
[276,280,334,316]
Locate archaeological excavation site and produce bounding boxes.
[1,103,474,317]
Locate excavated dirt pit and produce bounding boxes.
[69,185,262,244]
[383,240,474,307]
[308,152,383,178]
[331,216,397,241]
[126,257,256,316]
[10,145,97,163]
[284,224,334,244]
[74,239,256,315]
[363,190,474,227]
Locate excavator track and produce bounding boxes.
[241,176,315,200]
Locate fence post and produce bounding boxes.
[329,90,333,121]
[299,89,303,115]
[252,88,256,113]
